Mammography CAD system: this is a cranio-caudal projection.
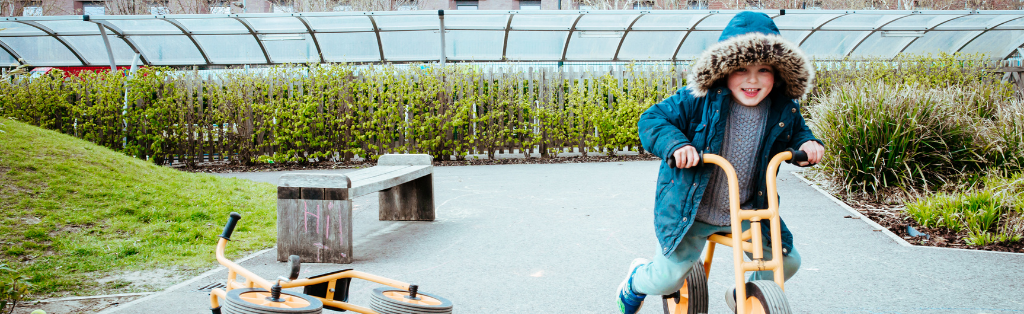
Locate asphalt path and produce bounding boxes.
[101,161,1024,314]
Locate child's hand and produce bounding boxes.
[798,141,824,166]
[673,145,700,168]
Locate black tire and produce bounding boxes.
[369,287,453,314]
[223,288,323,314]
[661,260,709,314]
[741,280,791,314]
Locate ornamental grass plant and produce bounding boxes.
[808,53,1024,246]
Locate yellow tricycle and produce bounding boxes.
[208,213,453,314]
[662,149,807,314]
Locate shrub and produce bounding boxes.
[906,173,1024,245]
[0,263,31,314]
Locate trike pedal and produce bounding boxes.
[302,269,353,312]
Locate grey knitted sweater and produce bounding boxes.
[694,98,769,226]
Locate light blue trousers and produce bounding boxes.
[632,221,801,296]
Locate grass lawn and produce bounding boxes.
[0,118,277,298]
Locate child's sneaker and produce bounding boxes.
[724,287,737,313]
[616,258,650,314]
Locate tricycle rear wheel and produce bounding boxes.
[661,260,709,314]
[369,287,453,314]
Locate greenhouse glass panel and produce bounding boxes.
[676,31,721,59]
[380,30,439,61]
[130,36,206,64]
[0,50,15,65]
[958,30,1024,58]
[849,31,916,59]
[373,15,439,31]
[315,32,381,62]
[446,30,503,60]
[510,14,577,30]
[694,14,736,30]
[573,14,638,31]
[800,31,869,58]
[61,35,137,65]
[0,37,81,66]
[443,15,508,30]
[630,14,707,30]
[618,31,686,60]
[304,16,374,32]
[779,30,809,45]
[881,14,960,30]
[936,15,1020,30]
[176,18,248,34]
[565,30,622,60]
[771,14,841,30]
[0,22,47,36]
[193,35,264,64]
[263,34,319,63]
[901,31,981,55]
[820,14,903,30]
[36,21,101,35]
[106,19,181,35]
[996,17,1024,29]
[245,17,307,33]
[506,31,567,60]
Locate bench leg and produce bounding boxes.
[379,174,435,221]
[277,198,353,264]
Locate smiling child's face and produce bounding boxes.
[727,63,775,107]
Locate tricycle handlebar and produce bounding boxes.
[220,212,241,241]
[666,148,809,169]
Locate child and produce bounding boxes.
[617,11,825,314]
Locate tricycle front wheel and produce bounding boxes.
[223,288,323,314]
[739,280,791,314]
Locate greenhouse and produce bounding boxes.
[0,9,1023,67]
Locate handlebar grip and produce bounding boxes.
[288,255,302,281]
[666,153,704,169]
[220,212,242,241]
[786,148,809,164]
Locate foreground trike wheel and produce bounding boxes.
[223,288,323,314]
[739,280,791,314]
[370,287,453,314]
[661,260,709,314]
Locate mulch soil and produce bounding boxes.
[173,154,663,173]
[842,198,1024,254]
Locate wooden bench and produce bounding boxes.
[276,154,435,263]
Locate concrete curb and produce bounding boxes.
[37,292,154,303]
[791,171,1024,256]
[96,247,275,314]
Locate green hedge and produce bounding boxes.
[0,63,681,165]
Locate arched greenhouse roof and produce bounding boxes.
[1,9,1022,67]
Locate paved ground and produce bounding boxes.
[99,161,1024,314]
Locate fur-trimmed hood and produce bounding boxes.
[686,12,814,99]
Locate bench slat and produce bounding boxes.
[344,166,409,182]
[349,165,431,199]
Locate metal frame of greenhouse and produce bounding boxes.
[1,9,1023,68]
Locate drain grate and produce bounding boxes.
[196,282,226,292]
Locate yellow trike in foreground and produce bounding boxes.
[662,149,807,314]
[208,213,453,314]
